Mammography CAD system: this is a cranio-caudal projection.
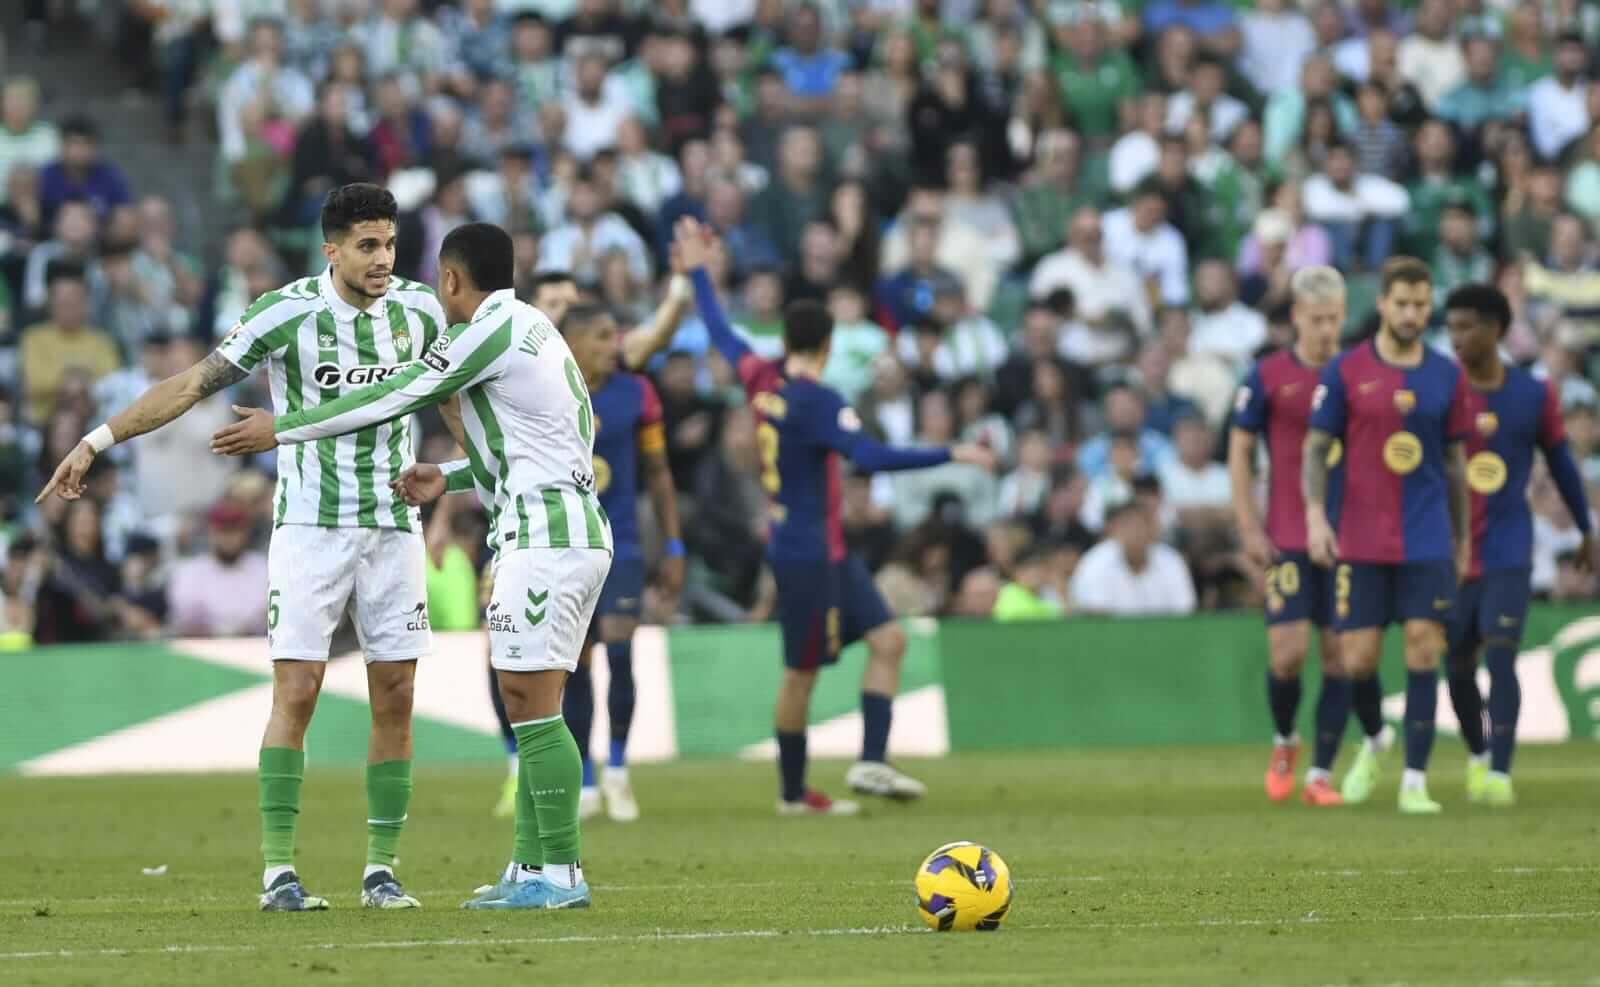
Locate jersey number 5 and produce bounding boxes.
[756,422,781,494]
[563,358,593,445]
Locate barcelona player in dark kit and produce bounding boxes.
[1229,266,1350,807]
[1304,257,1473,814]
[676,217,995,814]
[1441,284,1594,807]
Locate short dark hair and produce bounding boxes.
[44,258,87,288]
[558,302,613,337]
[321,183,399,241]
[440,222,515,292]
[782,298,833,355]
[1444,283,1512,337]
[531,270,576,294]
[59,115,99,142]
[1379,255,1433,294]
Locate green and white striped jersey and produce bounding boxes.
[275,288,613,555]
[217,269,445,531]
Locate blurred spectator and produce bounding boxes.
[1263,54,1356,171]
[217,18,316,166]
[357,0,451,83]
[1013,128,1089,268]
[1527,32,1590,161]
[537,168,650,283]
[658,350,722,492]
[1239,0,1315,96]
[856,353,917,446]
[1166,54,1246,146]
[1397,0,1464,110]
[1134,342,1199,436]
[1504,164,1565,258]
[891,390,998,531]
[1405,120,1493,261]
[1031,205,1153,337]
[283,84,375,229]
[1069,499,1197,616]
[841,471,896,573]
[881,184,999,315]
[827,179,880,293]
[749,125,828,266]
[1143,0,1240,58]
[1302,141,1408,272]
[953,375,1014,463]
[38,116,130,224]
[23,200,101,314]
[1189,259,1267,371]
[689,405,767,609]
[820,285,887,403]
[992,542,1063,621]
[616,116,683,217]
[1523,213,1600,347]
[166,500,269,638]
[654,28,719,151]
[998,428,1054,519]
[1109,92,1167,197]
[1352,81,1409,181]
[460,78,537,165]
[1102,181,1189,309]
[769,3,849,115]
[564,49,635,161]
[1431,202,1494,309]
[20,262,118,425]
[0,78,59,202]
[1158,412,1231,518]
[875,214,959,332]
[32,498,121,643]
[1013,357,1084,449]
[1437,35,1528,133]
[1077,383,1176,481]
[894,280,1008,383]
[943,142,1020,276]
[784,218,843,305]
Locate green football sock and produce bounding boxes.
[514,716,582,866]
[511,755,543,868]
[259,747,305,869]
[365,759,413,868]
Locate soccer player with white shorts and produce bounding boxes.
[39,184,445,912]
[213,222,610,911]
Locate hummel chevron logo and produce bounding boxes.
[526,588,549,628]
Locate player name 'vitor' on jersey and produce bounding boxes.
[274,289,613,556]
[1309,339,1473,564]
[218,269,445,530]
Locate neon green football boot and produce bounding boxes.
[1481,773,1515,808]
[1339,726,1393,804]
[1465,758,1491,803]
[493,757,517,818]
[1398,783,1442,815]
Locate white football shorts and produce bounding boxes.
[485,546,610,673]
[266,524,432,663]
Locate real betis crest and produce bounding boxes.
[393,325,412,359]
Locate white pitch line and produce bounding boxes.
[3,909,1598,962]
[1,864,1594,909]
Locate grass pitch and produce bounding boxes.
[2,746,1597,986]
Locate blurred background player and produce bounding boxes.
[38,184,445,911]
[1442,284,1595,808]
[488,270,687,820]
[560,298,688,823]
[1229,266,1350,807]
[1304,257,1473,815]
[214,222,613,912]
[678,216,995,815]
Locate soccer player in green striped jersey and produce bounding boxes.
[214,222,612,911]
[38,184,445,913]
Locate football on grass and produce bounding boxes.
[914,841,1012,931]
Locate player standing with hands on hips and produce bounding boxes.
[214,223,610,910]
[1440,284,1593,807]
[1302,257,1473,814]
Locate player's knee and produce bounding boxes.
[1403,623,1445,666]
[272,671,321,723]
[1269,646,1306,679]
[370,671,416,721]
[867,623,906,665]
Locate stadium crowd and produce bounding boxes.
[2,0,1600,643]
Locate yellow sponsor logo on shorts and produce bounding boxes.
[1467,451,1507,494]
[1383,431,1423,474]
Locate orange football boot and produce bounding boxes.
[1301,776,1344,806]
[1265,740,1299,802]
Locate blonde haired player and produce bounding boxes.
[1228,265,1352,806]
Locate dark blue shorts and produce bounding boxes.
[1448,567,1533,660]
[772,554,895,670]
[1264,551,1333,628]
[1333,560,1457,631]
[585,558,644,644]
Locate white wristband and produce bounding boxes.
[82,424,115,454]
[668,273,692,305]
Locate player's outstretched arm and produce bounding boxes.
[213,318,510,455]
[1541,442,1595,570]
[675,217,751,368]
[621,269,694,372]
[37,350,247,503]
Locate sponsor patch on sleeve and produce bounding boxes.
[423,349,451,373]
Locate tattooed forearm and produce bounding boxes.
[195,350,249,399]
[1302,428,1333,511]
[105,350,246,445]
